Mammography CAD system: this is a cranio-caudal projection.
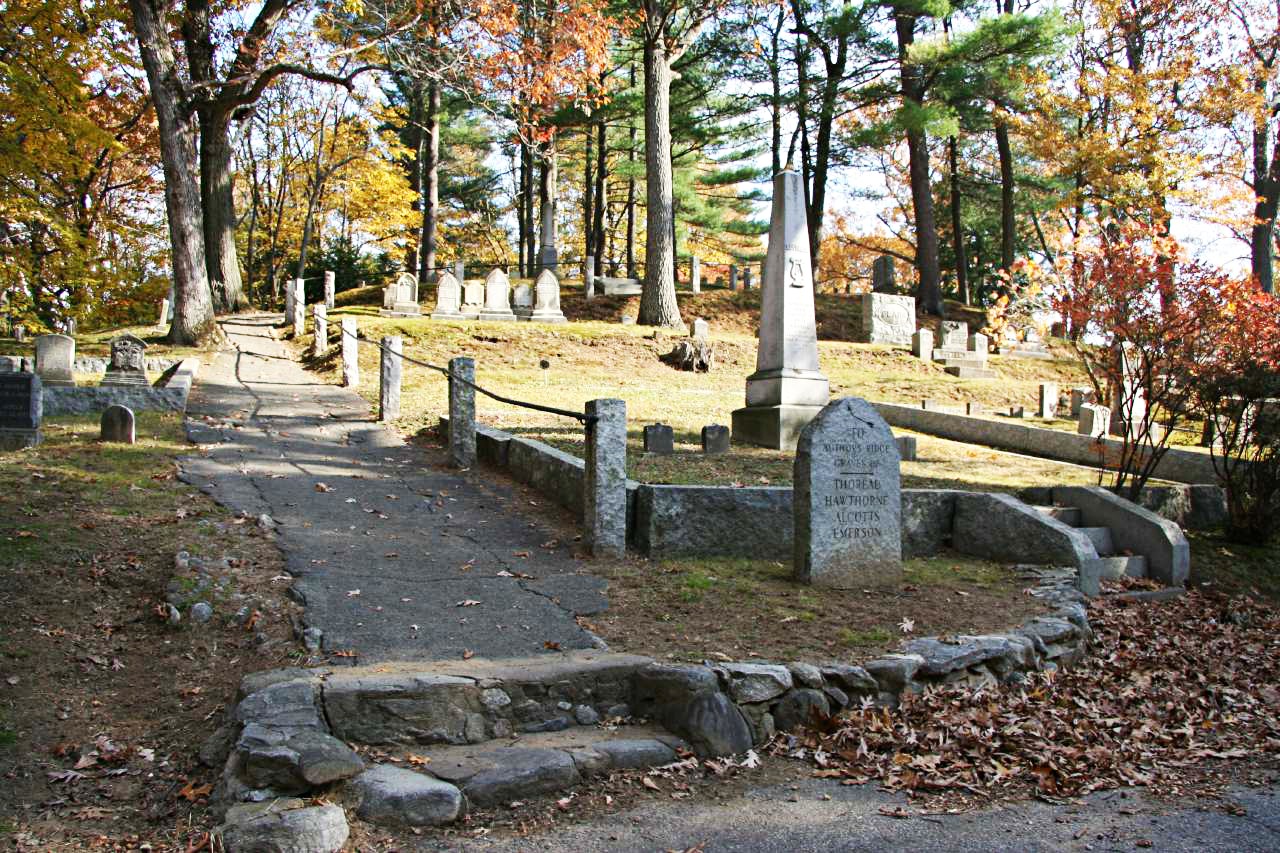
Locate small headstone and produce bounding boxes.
[895,435,917,461]
[512,283,534,319]
[12,324,25,342]
[477,269,517,322]
[692,318,709,341]
[463,277,485,313]
[1078,403,1109,437]
[938,321,968,349]
[0,373,42,449]
[530,269,567,323]
[157,300,170,328]
[643,423,674,455]
[729,265,738,291]
[911,328,933,360]
[34,334,75,387]
[383,272,421,316]
[743,266,753,290]
[871,255,896,293]
[66,319,77,336]
[794,397,902,588]
[431,272,464,320]
[100,404,135,444]
[967,332,988,355]
[966,402,983,416]
[700,424,729,455]
[621,314,635,326]
[102,334,149,387]
[859,293,915,345]
[690,256,701,294]
[1038,382,1058,419]
[323,270,336,310]
[1010,405,1026,418]
[1025,326,1042,344]
[1070,387,1095,416]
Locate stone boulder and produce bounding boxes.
[347,764,463,827]
[218,801,348,853]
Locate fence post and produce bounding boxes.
[291,281,306,336]
[341,317,359,388]
[379,336,401,422]
[312,305,327,357]
[448,356,476,468]
[584,398,627,557]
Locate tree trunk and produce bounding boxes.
[995,117,1015,272]
[516,142,527,276]
[538,139,558,271]
[949,135,969,305]
[769,10,783,176]
[405,81,424,274]
[639,30,681,327]
[421,80,440,282]
[626,63,637,280]
[584,126,594,263]
[795,37,813,221]
[593,114,606,276]
[127,0,215,345]
[896,12,943,316]
[199,109,247,312]
[1251,105,1280,294]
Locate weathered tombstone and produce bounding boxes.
[794,397,902,588]
[700,424,729,455]
[968,332,988,355]
[895,435,917,461]
[462,277,485,316]
[341,317,359,388]
[34,334,75,387]
[323,270,336,310]
[1078,403,1109,437]
[729,265,739,291]
[938,320,968,350]
[1038,382,1058,419]
[742,266,753,291]
[312,305,328,357]
[100,404,135,444]
[911,328,933,360]
[731,170,830,450]
[477,269,517,322]
[381,283,397,311]
[871,255,896,293]
[382,272,421,316]
[379,336,402,422]
[692,318,709,341]
[511,283,534,319]
[858,293,915,345]
[0,373,42,449]
[102,334,149,387]
[690,256,701,294]
[431,271,464,320]
[13,324,25,342]
[530,269,567,323]
[1070,386,1095,416]
[643,423,674,455]
[966,402,983,416]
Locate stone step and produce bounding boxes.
[1092,555,1148,580]
[1032,505,1082,526]
[945,366,997,379]
[1077,526,1115,556]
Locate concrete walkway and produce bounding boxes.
[179,314,608,663]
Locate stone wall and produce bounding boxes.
[0,355,179,375]
[872,401,1219,485]
[42,358,200,416]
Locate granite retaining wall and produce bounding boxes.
[41,358,200,416]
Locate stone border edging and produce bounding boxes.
[41,357,200,416]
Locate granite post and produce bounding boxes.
[323,270,336,310]
[690,256,701,294]
[341,317,359,388]
[448,356,476,468]
[1038,382,1058,419]
[584,398,627,557]
[291,280,306,336]
[794,397,902,588]
[911,328,933,360]
[730,170,830,450]
[312,305,328,357]
[379,336,402,422]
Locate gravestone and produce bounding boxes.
[701,424,729,455]
[100,404,135,444]
[967,332,989,358]
[477,269,517,322]
[511,283,534,319]
[1038,382,1058,419]
[692,318,709,341]
[911,328,933,360]
[858,293,915,345]
[431,271,464,320]
[462,277,485,316]
[102,334,149,387]
[1010,405,1026,418]
[13,324,25,342]
[0,373,41,449]
[938,321,968,350]
[454,260,465,283]
[794,397,902,588]
[530,269,567,323]
[742,266,753,291]
[643,423,674,455]
[1078,403,1109,437]
[871,255,896,293]
[1070,386,1095,416]
[895,435,917,461]
[381,273,421,317]
[1110,342,1146,437]
[66,319,77,336]
[729,265,738,291]
[155,298,167,328]
[731,170,830,450]
[966,402,983,416]
[35,334,75,387]
[690,256,701,294]
[323,270,336,310]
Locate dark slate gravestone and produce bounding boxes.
[100,404,136,444]
[700,424,730,455]
[643,423,674,455]
[0,373,42,449]
[794,397,902,588]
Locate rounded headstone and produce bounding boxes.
[100,404,136,444]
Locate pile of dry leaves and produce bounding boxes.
[779,591,1280,799]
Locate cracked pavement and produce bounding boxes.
[178,314,608,663]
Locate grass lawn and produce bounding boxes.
[0,322,210,360]
[585,552,1045,662]
[305,287,1114,491]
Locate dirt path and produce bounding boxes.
[178,314,608,663]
